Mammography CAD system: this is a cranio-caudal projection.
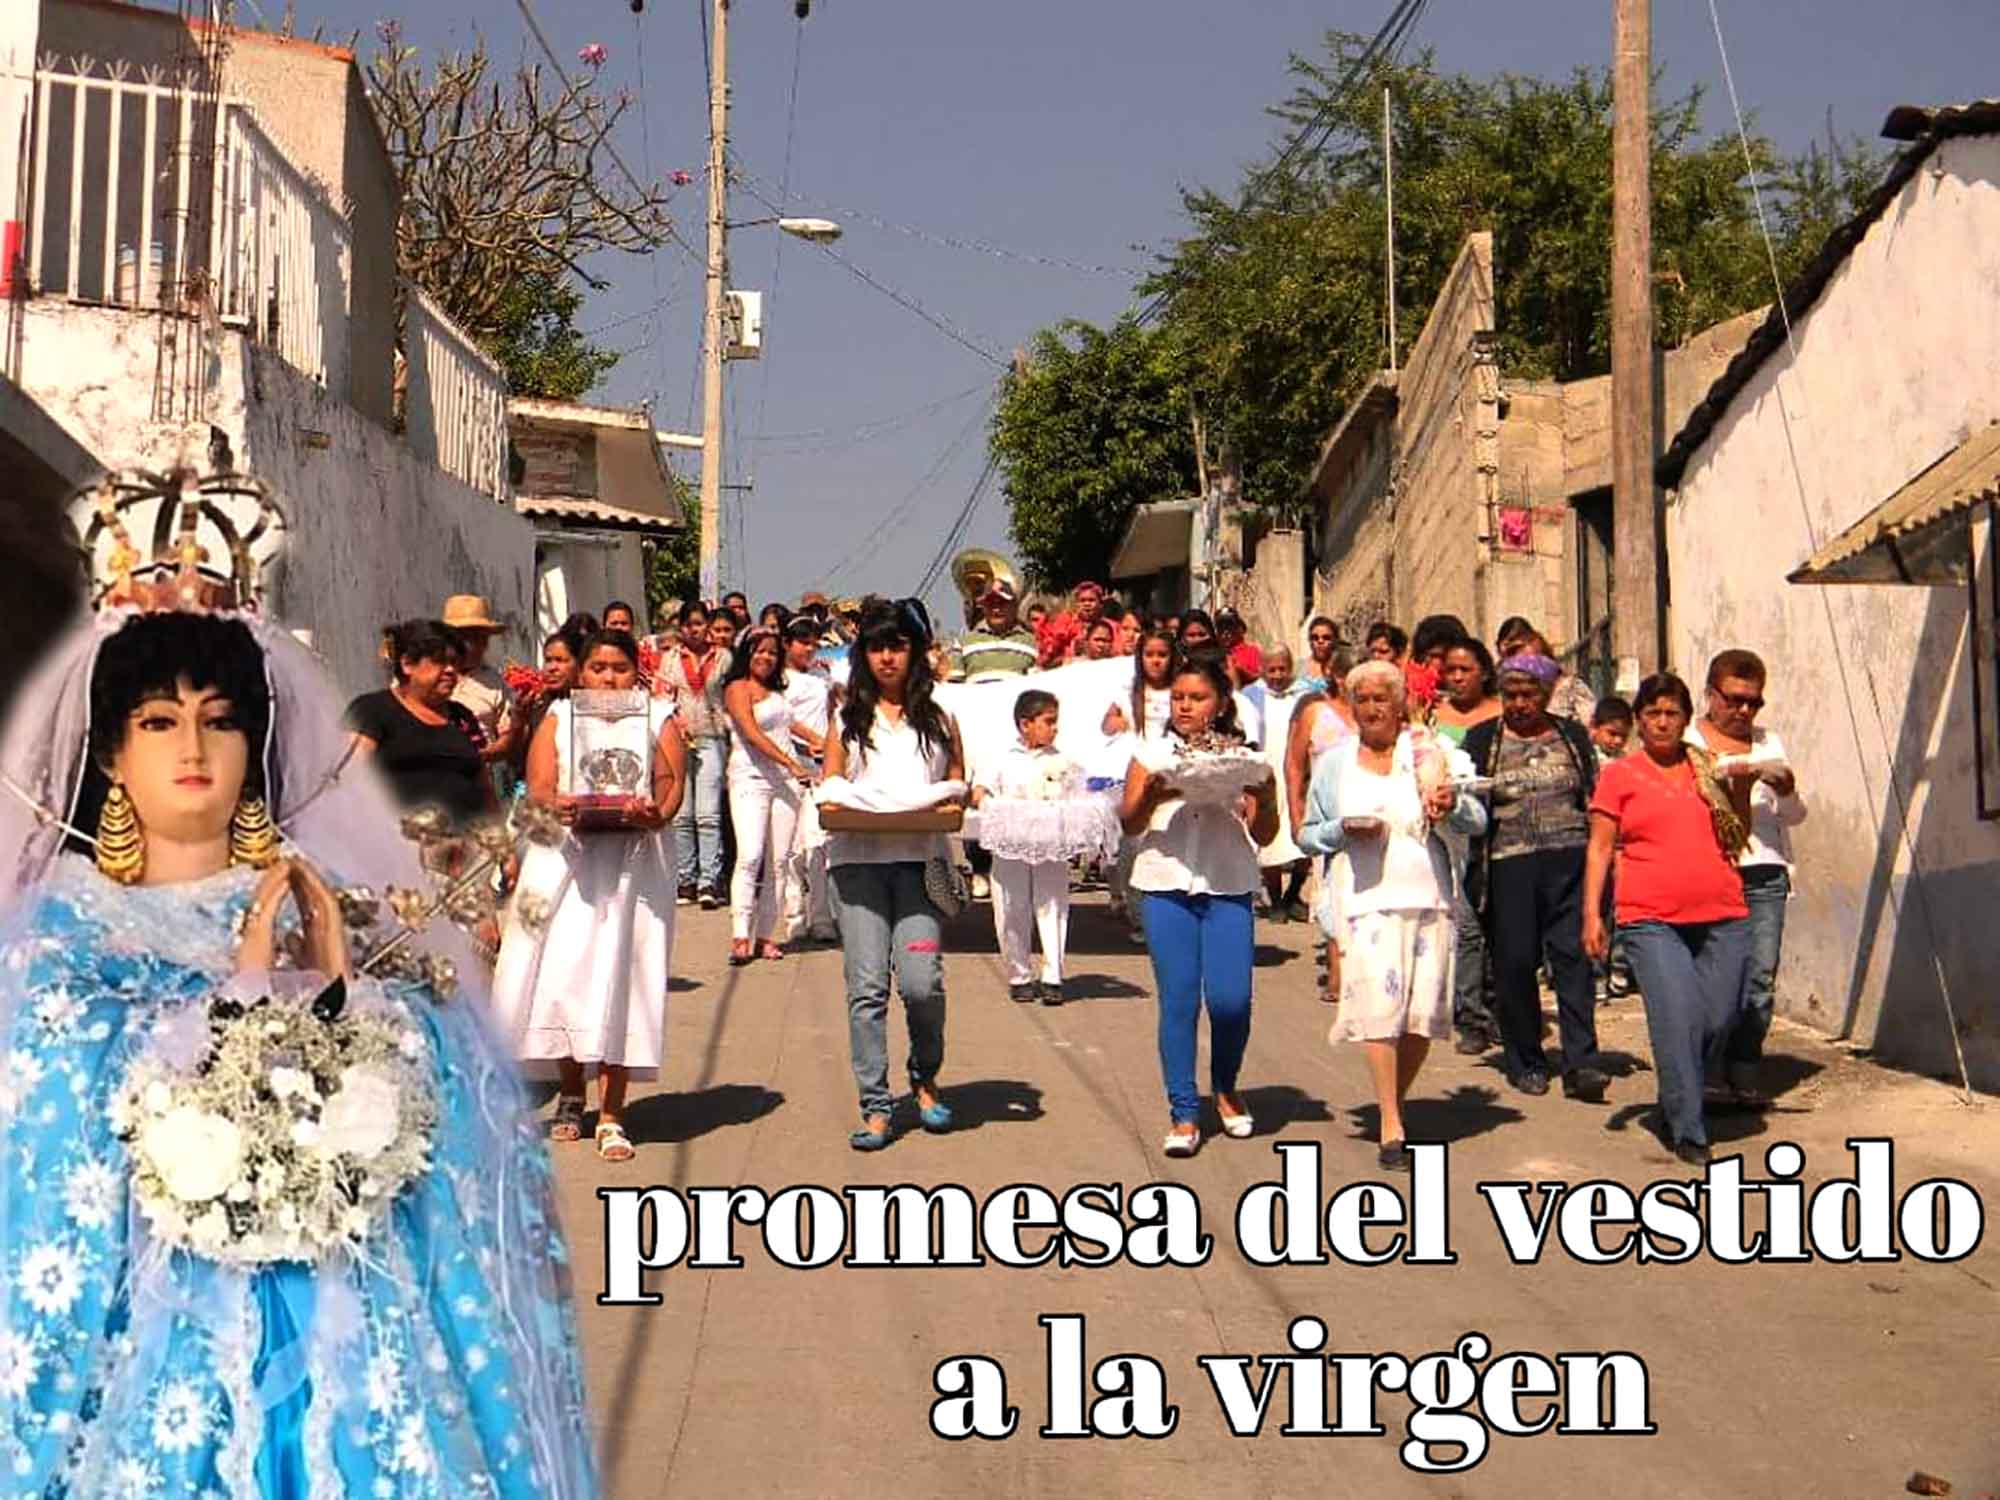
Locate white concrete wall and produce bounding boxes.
[535,535,647,641]
[13,300,535,696]
[1666,132,2000,1087]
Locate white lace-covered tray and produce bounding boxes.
[1158,749,1272,806]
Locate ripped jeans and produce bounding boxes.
[832,860,946,1120]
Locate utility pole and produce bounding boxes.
[1384,86,1398,375]
[698,0,731,603]
[1610,0,1658,688]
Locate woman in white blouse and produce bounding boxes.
[1298,660,1487,1173]
[722,627,811,964]
[820,599,968,1151]
[1120,652,1280,1157]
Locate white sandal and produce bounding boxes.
[1162,1127,1200,1158]
[1216,1097,1254,1139]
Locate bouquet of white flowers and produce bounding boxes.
[111,980,438,1266]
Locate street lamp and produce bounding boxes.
[725,215,843,243]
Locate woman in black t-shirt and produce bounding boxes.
[346,619,495,826]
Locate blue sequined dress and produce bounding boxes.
[0,856,598,1499]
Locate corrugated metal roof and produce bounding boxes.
[517,495,681,536]
[1788,424,2000,585]
[1660,99,2000,489]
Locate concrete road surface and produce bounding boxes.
[546,895,2000,1499]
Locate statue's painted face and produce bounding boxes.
[109,676,251,845]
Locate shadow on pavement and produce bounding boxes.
[1236,1084,1336,1133]
[1060,973,1148,1002]
[1345,1083,1524,1146]
[622,1083,785,1145]
[940,1078,1046,1129]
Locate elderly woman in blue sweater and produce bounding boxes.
[1298,659,1487,1171]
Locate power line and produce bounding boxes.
[733,166,1008,367]
[510,0,698,266]
[914,455,997,602]
[820,397,994,590]
[779,195,1138,278]
[751,380,992,451]
[1135,0,1430,329]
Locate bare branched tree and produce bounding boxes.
[365,23,676,341]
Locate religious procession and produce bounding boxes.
[0,0,1993,1496]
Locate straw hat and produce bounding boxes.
[440,594,503,632]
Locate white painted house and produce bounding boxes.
[1659,100,2000,1090]
[0,0,538,692]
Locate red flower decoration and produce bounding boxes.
[1403,658,1440,710]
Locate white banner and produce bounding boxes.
[935,656,1139,788]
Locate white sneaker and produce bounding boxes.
[970,873,990,900]
[1162,1127,1200,1158]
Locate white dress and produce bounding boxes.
[492,697,679,1078]
[1326,761,1454,1044]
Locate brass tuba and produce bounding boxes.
[949,548,1018,626]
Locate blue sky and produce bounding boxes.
[300,0,1998,610]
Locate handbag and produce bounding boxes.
[923,854,969,919]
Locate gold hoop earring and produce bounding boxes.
[230,796,281,869]
[96,781,145,885]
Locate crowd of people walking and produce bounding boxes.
[344,578,1801,1172]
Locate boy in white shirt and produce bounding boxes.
[971,689,1075,1005]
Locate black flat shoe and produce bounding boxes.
[1377,1141,1411,1173]
[1563,1066,1610,1103]
[1673,1139,1712,1168]
[1454,1030,1490,1056]
[1513,1068,1550,1097]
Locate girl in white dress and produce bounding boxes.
[493,628,686,1161]
[723,627,811,963]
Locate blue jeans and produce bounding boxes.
[1622,918,1751,1147]
[1139,890,1254,1126]
[832,862,946,1120]
[1729,866,1791,1068]
[674,737,727,891]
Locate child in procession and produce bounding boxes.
[971,689,1076,1006]
[1121,654,1281,1156]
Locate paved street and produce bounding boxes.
[550,895,2000,1498]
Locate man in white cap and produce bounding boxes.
[951,578,1039,683]
[441,594,517,789]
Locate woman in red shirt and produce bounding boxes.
[1583,673,1750,1166]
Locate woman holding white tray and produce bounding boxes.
[820,599,968,1151]
[1121,653,1280,1157]
[493,628,685,1162]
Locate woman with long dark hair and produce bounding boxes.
[1102,625,1179,937]
[819,599,966,1150]
[1121,652,1280,1155]
[721,626,810,964]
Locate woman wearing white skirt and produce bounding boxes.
[493,628,686,1161]
[1298,660,1485,1173]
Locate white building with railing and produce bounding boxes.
[0,0,536,691]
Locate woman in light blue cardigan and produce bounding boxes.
[1298,661,1487,1171]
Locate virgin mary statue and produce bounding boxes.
[0,471,597,1497]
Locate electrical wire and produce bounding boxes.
[733,166,1008,367]
[1705,0,1974,1100]
[751,380,991,452]
[819,397,995,591]
[914,455,997,602]
[1135,0,1430,329]
[744,13,809,538]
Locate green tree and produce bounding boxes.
[995,34,1886,533]
[484,272,620,401]
[989,318,1200,588]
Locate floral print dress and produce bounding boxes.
[0,857,597,1500]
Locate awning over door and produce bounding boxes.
[1788,424,2000,585]
[1110,499,1198,580]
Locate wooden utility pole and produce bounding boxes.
[1610,0,1658,688]
[698,0,731,604]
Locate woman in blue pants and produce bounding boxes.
[1121,652,1280,1157]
